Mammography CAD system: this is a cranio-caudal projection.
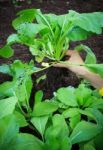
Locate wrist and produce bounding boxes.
[81,69,103,89]
[78,67,90,76]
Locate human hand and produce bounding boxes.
[54,50,103,89]
[54,50,88,76]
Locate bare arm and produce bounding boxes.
[54,50,103,89]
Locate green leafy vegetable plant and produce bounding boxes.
[0,68,103,150]
[0,59,103,149]
[1,9,103,62]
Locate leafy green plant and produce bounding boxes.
[0,61,103,150]
[1,9,103,79]
[1,9,103,62]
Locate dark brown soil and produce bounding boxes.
[0,0,103,99]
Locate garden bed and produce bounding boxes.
[0,1,103,150]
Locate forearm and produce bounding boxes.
[81,69,103,89]
[54,60,103,89]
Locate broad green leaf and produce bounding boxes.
[0,45,14,58]
[31,115,49,137]
[14,111,28,127]
[32,101,58,116]
[10,60,37,78]
[62,108,80,118]
[69,10,103,34]
[69,114,81,129]
[35,90,43,104]
[0,64,11,75]
[45,114,71,150]
[29,39,47,59]
[15,76,32,105]
[7,34,21,45]
[12,9,37,29]
[70,121,102,144]
[10,60,26,78]
[44,136,60,150]
[91,98,103,109]
[44,13,58,27]
[15,82,26,103]
[56,87,77,106]
[0,61,33,105]
[29,45,41,56]
[0,60,36,78]
[75,44,96,64]
[45,136,71,150]
[85,108,103,126]
[11,133,44,150]
[0,81,16,98]
[81,96,93,108]
[0,115,19,149]
[52,114,69,136]
[60,136,71,150]
[78,108,95,120]
[85,64,103,77]
[0,96,17,119]
[75,84,92,106]
[36,10,55,37]
[68,27,91,41]
[17,23,48,45]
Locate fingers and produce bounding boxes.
[53,50,83,69]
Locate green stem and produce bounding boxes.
[29,62,56,75]
[13,91,28,117]
[38,13,54,39]
[24,85,31,113]
[58,61,83,67]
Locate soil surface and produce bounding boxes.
[0,0,103,99]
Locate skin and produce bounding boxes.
[54,50,103,89]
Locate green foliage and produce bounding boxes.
[75,44,97,64]
[85,64,103,77]
[1,9,103,61]
[12,9,37,29]
[11,133,44,150]
[31,115,49,138]
[32,101,58,116]
[0,45,14,58]
[0,115,19,149]
[0,8,103,150]
[70,121,102,144]
[0,96,17,119]
[0,66,103,149]
[35,90,43,104]
[44,114,71,150]
[56,87,78,106]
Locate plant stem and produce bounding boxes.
[58,61,83,67]
[38,13,54,38]
[13,91,28,117]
